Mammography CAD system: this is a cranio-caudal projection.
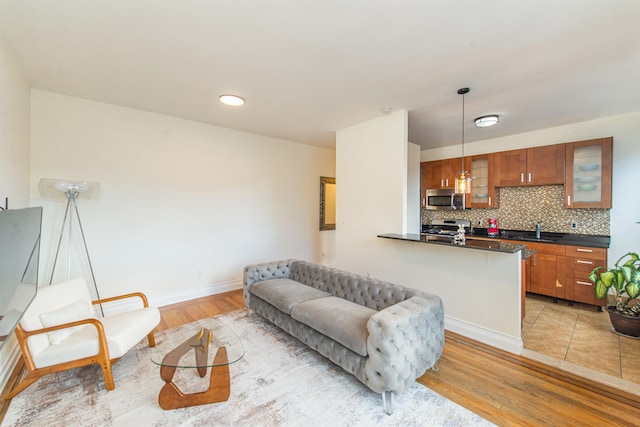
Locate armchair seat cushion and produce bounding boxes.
[32,307,160,368]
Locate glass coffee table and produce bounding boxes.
[151,318,244,410]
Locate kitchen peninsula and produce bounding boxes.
[375,232,527,354]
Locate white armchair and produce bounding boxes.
[7,277,160,399]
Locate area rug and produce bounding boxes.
[3,310,494,427]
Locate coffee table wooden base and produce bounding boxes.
[158,347,231,410]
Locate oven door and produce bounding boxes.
[425,189,466,210]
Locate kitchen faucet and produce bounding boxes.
[535,222,541,239]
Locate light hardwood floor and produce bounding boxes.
[3,290,640,426]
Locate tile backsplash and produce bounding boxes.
[422,185,610,235]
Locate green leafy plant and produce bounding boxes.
[590,252,640,317]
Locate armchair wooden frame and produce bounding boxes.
[6,292,157,400]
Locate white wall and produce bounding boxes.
[30,91,336,304]
[335,109,408,274]
[421,112,640,263]
[0,36,30,207]
[406,143,421,234]
[0,34,31,393]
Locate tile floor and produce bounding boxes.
[522,293,640,393]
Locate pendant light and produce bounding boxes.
[454,88,471,194]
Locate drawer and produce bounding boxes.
[565,245,607,259]
[567,277,606,306]
[529,242,566,256]
[566,257,606,276]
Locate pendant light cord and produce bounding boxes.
[461,91,465,171]
[457,87,469,171]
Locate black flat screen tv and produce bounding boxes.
[0,207,42,348]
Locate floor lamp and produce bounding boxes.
[39,178,103,315]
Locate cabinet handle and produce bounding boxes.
[528,172,532,183]
[567,195,571,206]
[576,248,593,253]
[488,196,491,205]
[532,254,536,266]
[576,260,593,265]
[446,178,449,187]
[441,179,444,187]
[520,173,524,183]
[576,281,592,286]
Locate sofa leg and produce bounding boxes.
[432,360,440,372]
[382,391,394,415]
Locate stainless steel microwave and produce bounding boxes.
[425,188,466,210]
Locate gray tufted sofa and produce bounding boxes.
[243,259,444,414]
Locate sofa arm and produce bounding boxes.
[243,259,296,309]
[364,295,444,394]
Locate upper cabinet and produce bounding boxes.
[495,144,565,187]
[424,158,460,189]
[466,153,498,208]
[564,137,613,209]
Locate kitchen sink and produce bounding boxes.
[499,231,564,243]
[515,236,557,243]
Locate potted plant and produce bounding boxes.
[590,252,640,337]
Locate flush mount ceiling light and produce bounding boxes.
[219,94,245,106]
[474,115,499,128]
[454,88,471,195]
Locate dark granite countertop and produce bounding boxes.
[377,233,532,256]
[468,228,610,248]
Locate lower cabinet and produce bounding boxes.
[564,246,608,307]
[529,242,566,299]
[512,241,607,307]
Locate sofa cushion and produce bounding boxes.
[250,279,331,315]
[291,296,376,357]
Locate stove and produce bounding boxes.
[422,219,471,236]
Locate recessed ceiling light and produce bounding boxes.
[474,115,499,127]
[219,94,245,106]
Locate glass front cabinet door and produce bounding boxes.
[564,137,612,209]
[466,153,497,208]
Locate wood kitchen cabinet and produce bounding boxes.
[466,153,498,208]
[495,144,565,187]
[512,240,608,307]
[424,158,460,189]
[502,240,565,299]
[565,245,608,307]
[528,242,566,299]
[564,137,613,209]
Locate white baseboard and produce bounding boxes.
[0,337,22,393]
[98,279,244,316]
[444,315,523,355]
[150,279,243,308]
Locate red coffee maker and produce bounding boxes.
[488,218,499,237]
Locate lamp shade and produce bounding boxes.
[39,178,100,199]
[454,170,471,194]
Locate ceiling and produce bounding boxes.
[1,1,639,150]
